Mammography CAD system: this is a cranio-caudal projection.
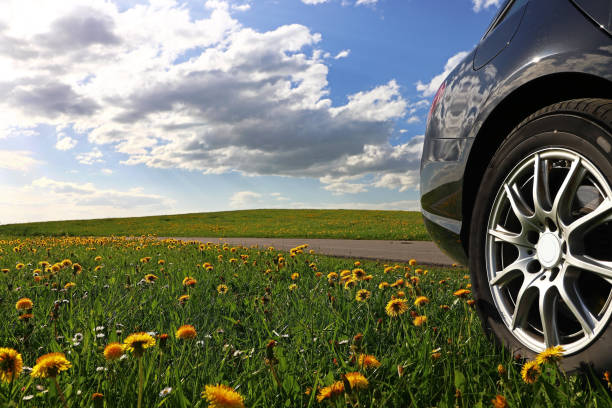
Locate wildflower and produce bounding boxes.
[315,272,322,278]
[354,261,361,267]
[317,381,344,402]
[103,343,124,360]
[344,372,368,390]
[31,353,71,378]
[92,392,104,400]
[0,347,23,382]
[288,283,297,291]
[64,282,76,289]
[414,296,429,306]
[497,364,506,376]
[217,284,228,295]
[176,325,197,340]
[340,270,352,278]
[144,274,158,283]
[390,278,404,288]
[383,266,393,273]
[61,259,72,267]
[344,279,358,289]
[15,298,33,310]
[182,276,197,287]
[409,259,417,266]
[378,282,389,289]
[94,256,102,262]
[521,361,541,384]
[355,289,371,302]
[327,272,338,280]
[158,259,165,265]
[453,289,471,297]
[467,299,476,306]
[73,333,83,342]
[72,263,82,274]
[202,384,245,408]
[16,263,25,270]
[440,304,450,310]
[352,268,366,280]
[291,273,299,281]
[491,395,508,408]
[19,313,33,321]
[179,294,190,305]
[385,298,409,317]
[94,265,103,272]
[413,315,427,326]
[358,354,381,369]
[159,387,172,397]
[536,345,564,365]
[123,332,155,357]
[1,268,8,273]
[396,290,406,298]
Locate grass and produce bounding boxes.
[0,209,429,241]
[1,236,610,407]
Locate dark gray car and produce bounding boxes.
[420,0,612,372]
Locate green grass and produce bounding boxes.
[0,209,429,240]
[0,236,609,407]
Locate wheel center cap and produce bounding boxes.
[536,232,562,268]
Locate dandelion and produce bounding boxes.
[144,274,158,283]
[409,259,417,266]
[385,298,409,317]
[179,294,190,305]
[123,332,155,357]
[64,282,76,289]
[355,289,371,302]
[61,259,72,267]
[288,283,298,291]
[176,325,197,340]
[94,265,103,272]
[453,289,471,297]
[182,276,197,287]
[327,272,338,280]
[414,296,429,306]
[217,284,228,295]
[491,395,508,408]
[31,353,71,378]
[497,364,506,376]
[72,263,82,274]
[352,268,366,280]
[358,354,381,369]
[94,256,102,262]
[344,372,368,390]
[536,345,564,365]
[413,315,427,326]
[15,298,33,310]
[291,273,299,281]
[0,347,23,382]
[378,282,389,289]
[16,263,25,270]
[103,343,124,361]
[19,313,33,321]
[344,279,358,289]
[521,360,541,384]
[317,381,344,402]
[202,384,245,408]
[158,259,165,265]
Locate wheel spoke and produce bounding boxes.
[488,225,535,248]
[565,254,612,281]
[504,183,537,229]
[532,154,552,220]
[564,198,612,241]
[511,285,538,331]
[490,254,535,287]
[558,272,596,337]
[539,288,560,347]
[552,159,586,226]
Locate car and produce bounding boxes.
[420,0,612,373]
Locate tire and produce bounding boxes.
[469,98,612,373]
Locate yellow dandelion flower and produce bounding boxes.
[414,296,429,306]
[413,315,427,326]
[158,259,165,265]
[536,345,564,365]
[409,259,417,266]
[61,259,72,267]
[31,352,71,378]
[453,289,471,297]
[15,263,25,270]
[144,274,158,283]
[354,261,361,267]
[217,284,228,294]
[378,282,389,289]
[18,313,33,321]
[344,278,358,289]
[103,343,125,361]
[123,332,155,357]
[72,263,82,273]
[396,290,406,298]
[201,384,245,408]
[179,294,190,304]
[0,347,23,382]
[340,270,352,278]
[521,360,541,384]
[15,297,33,310]
[385,298,409,317]
[64,282,76,289]
[497,364,506,376]
[491,395,508,408]
[390,278,404,288]
[352,268,366,280]
[355,289,371,302]
[1,268,9,274]
[182,277,197,287]
[344,372,368,390]
[176,324,197,340]
[358,354,381,369]
[94,256,102,262]
[383,266,393,273]
[317,381,344,402]
[291,273,299,281]
[288,283,298,291]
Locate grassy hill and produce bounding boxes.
[0,209,429,240]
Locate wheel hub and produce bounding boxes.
[536,232,562,268]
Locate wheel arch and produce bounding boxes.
[461,72,612,253]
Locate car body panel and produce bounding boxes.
[420,0,612,264]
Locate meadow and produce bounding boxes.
[0,236,610,407]
[0,210,429,241]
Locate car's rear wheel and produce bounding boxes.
[469,98,612,373]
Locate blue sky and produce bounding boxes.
[0,0,502,224]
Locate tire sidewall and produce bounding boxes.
[469,112,612,373]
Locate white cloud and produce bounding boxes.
[229,191,262,208]
[0,0,420,195]
[76,147,103,165]
[231,4,251,11]
[2,177,175,223]
[355,0,378,5]
[101,168,113,174]
[334,49,350,59]
[406,115,420,124]
[416,51,469,97]
[301,0,330,4]
[55,133,78,150]
[0,150,43,172]
[472,0,502,12]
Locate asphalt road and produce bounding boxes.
[163,237,460,266]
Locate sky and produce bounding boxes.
[0,0,503,224]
